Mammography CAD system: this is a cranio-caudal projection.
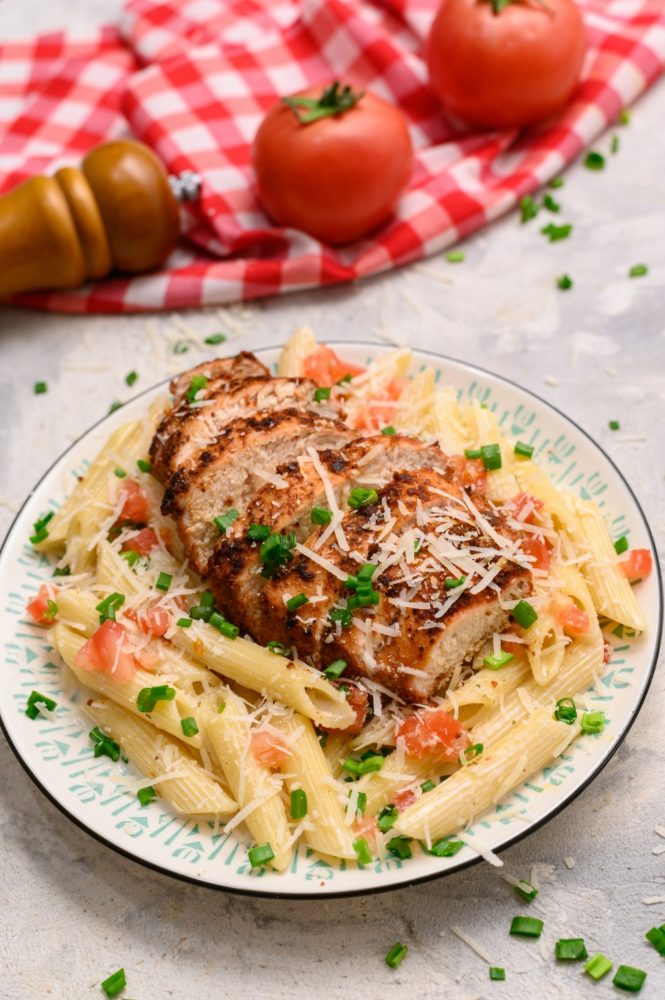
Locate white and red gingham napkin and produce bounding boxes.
[1,0,664,313]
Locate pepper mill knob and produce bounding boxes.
[0,139,180,298]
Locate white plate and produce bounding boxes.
[0,343,661,898]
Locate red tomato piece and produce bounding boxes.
[26,584,58,626]
[522,533,551,572]
[603,640,612,665]
[74,620,138,683]
[393,787,417,811]
[395,708,469,761]
[135,604,172,638]
[506,492,544,525]
[120,527,159,557]
[303,345,366,388]
[250,730,289,769]
[117,479,150,524]
[620,549,653,583]
[322,684,369,736]
[556,600,590,637]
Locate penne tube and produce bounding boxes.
[277,326,317,377]
[439,660,532,727]
[355,752,447,818]
[85,697,236,819]
[526,608,566,686]
[394,707,580,841]
[466,405,519,503]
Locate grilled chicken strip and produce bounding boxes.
[168,351,269,407]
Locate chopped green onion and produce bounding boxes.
[290,788,308,820]
[549,176,564,189]
[318,731,328,748]
[645,926,665,955]
[337,373,353,384]
[464,448,482,459]
[109,401,122,414]
[89,727,120,761]
[421,780,435,794]
[554,698,577,724]
[311,506,332,526]
[629,263,648,278]
[484,650,514,670]
[34,381,48,395]
[180,717,199,737]
[248,843,275,868]
[213,508,239,535]
[511,599,538,630]
[247,523,271,542]
[329,606,353,628]
[53,565,71,577]
[480,443,502,471]
[343,755,384,777]
[541,222,572,242]
[209,612,239,639]
[353,837,372,865]
[267,640,288,656]
[30,510,54,545]
[114,467,127,478]
[323,658,347,680]
[510,916,544,938]
[186,374,208,402]
[121,550,140,567]
[204,332,226,345]
[357,563,377,581]
[259,531,296,577]
[556,938,588,960]
[489,967,506,981]
[619,108,631,125]
[385,943,408,969]
[100,968,126,998]
[387,836,412,860]
[25,690,57,720]
[609,419,620,430]
[348,790,367,816]
[173,340,189,355]
[136,458,152,474]
[613,965,647,992]
[314,387,331,402]
[614,535,628,554]
[446,250,465,263]
[155,571,172,592]
[611,134,620,155]
[543,193,560,213]
[377,806,398,833]
[584,953,613,981]
[136,685,176,714]
[137,786,156,807]
[557,274,573,291]
[427,836,464,857]
[581,711,605,734]
[514,879,538,903]
[189,605,212,622]
[348,487,378,509]
[200,591,215,607]
[44,599,58,620]
[584,150,605,171]
[125,370,138,387]
[381,425,396,436]
[519,195,539,223]
[95,592,125,623]
[444,575,466,590]
[463,742,484,763]
[514,441,535,459]
[176,617,192,628]
[286,593,309,613]
[218,701,226,714]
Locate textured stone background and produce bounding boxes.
[1,2,664,998]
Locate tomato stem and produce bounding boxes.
[488,0,554,14]
[283,81,365,125]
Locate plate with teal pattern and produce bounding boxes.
[0,344,661,898]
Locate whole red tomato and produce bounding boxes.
[252,82,413,245]
[427,0,587,129]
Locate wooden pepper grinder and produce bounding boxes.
[0,139,183,298]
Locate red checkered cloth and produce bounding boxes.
[2,0,664,313]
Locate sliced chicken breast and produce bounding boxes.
[169,351,269,407]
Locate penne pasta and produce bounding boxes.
[277,326,317,377]
[526,606,567,686]
[439,660,532,727]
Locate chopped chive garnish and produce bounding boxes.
[173,340,189,355]
[584,953,613,980]
[381,425,396,436]
[259,531,296,577]
[611,134,620,154]
[446,250,465,263]
[427,836,464,857]
[377,805,398,833]
[514,879,538,902]
[464,448,482,459]
[311,506,332,526]
[136,458,152,474]
[514,441,535,459]
[286,593,309,613]
[25,690,57,719]
[248,843,275,868]
[554,698,577,724]
[581,711,605,734]
[180,716,199,737]
[463,742,484,763]
[136,685,176,714]
[348,487,378,509]
[323,658,347,680]
[421,780,435,794]
[480,443,502,471]
[45,599,58,620]
[511,599,538,630]
[519,195,539,223]
[247,523,271,542]
[510,916,543,938]
[613,965,647,992]
[489,967,506,981]
[89,726,121,761]
[444,576,466,590]
[484,650,514,670]
[614,535,629,554]
[200,591,215,607]
[556,938,588,960]
[218,701,226,713]
[121,550,140,567]
[318,730,328,748]
[337,373,353,385]
[628,263,648,278]
[619,108,631,125]
[53,565,71,577]
[213,508,239,535]
[125,370,138,387]
[549,176,564,189]
[346,789,367,817]
[342,755,384,777]
[609,419,620,430]
[541,222,572,242]
[155,571,172,592]
[543,193,560,213]
[137,786,156,807]
[290,788,308,820]
[645,926,665,955]
[209,612,239,639]
[114,467,127,478]
[95,592,125,623]
[100,968,126,998]
[314,387,331,402]
[353,837,372,865]
[204,332,226,345]
[189,605,212,621]
[584,150,605,171]
[267,640,288,656]
[329,606,353,628]
[176,617,192,628]
[30,510,54,544]
[385,943,408,969]
[557,274,573,290]
[387,836,412,860]
[109,401,122,413]
[186,374,208,402]
[34,381,48,394]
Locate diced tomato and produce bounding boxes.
[303,345,366,387]
[555,600,590,637]
[120,527,159,557]
[521,533,551,572]
[393,786,417,811]
[250,730,289,769]
[353,376,410,431]
[134,603,172,638]
[506,492,544,525]
[620,549,653,583]
[74,620,138,683]
[26,584,58,626]
[447,455,487,496]
[395,708,469,761]
[117,479,150,524]
[321,684,369,736]
[603,640,612,665]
